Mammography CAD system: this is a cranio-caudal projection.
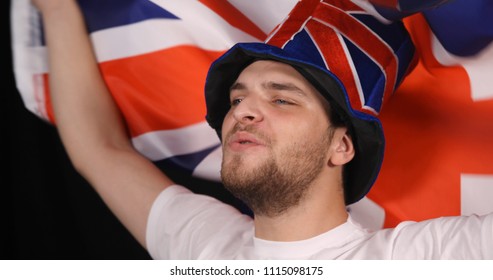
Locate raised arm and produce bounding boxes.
[32,0,173,248]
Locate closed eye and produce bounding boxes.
[273,99,294,105]
[230,98,243,106]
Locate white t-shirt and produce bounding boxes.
[146,185,493,259]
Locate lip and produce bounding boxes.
[226,131,265,152]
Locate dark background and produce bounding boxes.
[2,0,150,259]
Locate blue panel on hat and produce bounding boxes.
[351,13,416,99]
[353,14,409,53]
[344,37,384,113]
[283,29,327,71]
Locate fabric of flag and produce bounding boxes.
[11,0,298,184]
[371,0,493,227]
[11,0,493,229]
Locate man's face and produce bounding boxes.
[220,60,334,217]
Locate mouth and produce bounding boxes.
[239,140,255,144]
[226,131,265,151]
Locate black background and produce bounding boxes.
[2,0,150,259]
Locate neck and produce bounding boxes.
[253,176,348,242]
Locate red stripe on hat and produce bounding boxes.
[99,46,223,137]
[306,20,364,111]
[266,0,320,48]
[199,0,267,41]
[314,2,398,114]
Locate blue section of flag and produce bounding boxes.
[398,0,451,13]
[371,0,452,21]
[153,145,253,216]
[77,0,179,33]
[153,145,220,174]
[423,0,493,57]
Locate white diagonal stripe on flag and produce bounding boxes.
[92,0,259,62]
[229,0,298,34]
[193,146,222,181]
[131,121,220,161]
[432,33,493,102]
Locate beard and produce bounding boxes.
[221,126,332,217]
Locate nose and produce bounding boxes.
[232,97,264,125]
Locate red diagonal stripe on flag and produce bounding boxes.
[314,2,398,113]
[42,74,55,124]
[199,0,267,41]
[99,46,223,137]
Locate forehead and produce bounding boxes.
[237,60,307,82]
[235,60,332,111]
[235,61,319,97]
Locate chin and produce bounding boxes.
[228,152,269,167]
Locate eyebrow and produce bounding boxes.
[265,82,306,96]
[230,81,307,97]
[230,82,246,91]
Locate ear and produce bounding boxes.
[328,128,355,166]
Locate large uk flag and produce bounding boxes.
[11,0,493,229]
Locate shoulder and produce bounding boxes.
[382,214,493,259]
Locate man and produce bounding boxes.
[34,0,492,259]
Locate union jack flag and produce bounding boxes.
[11,0,493,229]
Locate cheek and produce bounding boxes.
[277,118,325,146]
[279,118,312,134]
[221,111,235,138]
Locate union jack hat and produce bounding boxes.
[205,0,417,205]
